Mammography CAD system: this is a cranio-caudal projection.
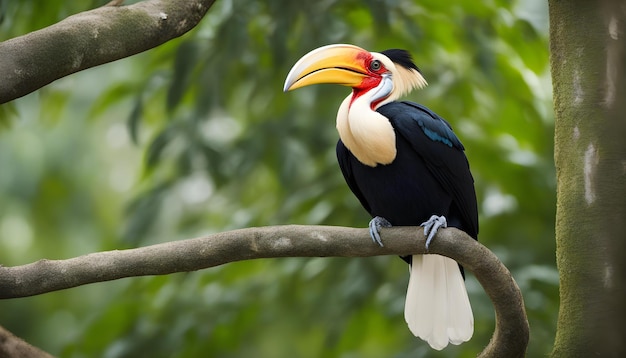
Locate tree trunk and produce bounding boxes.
[550,0,626,356]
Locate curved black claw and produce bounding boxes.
[368,216,392,247]
[420,215,447,249]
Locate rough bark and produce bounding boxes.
[0,0,216,104]
[0,225,529,358]
[549,0,626,356]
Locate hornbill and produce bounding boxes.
[283,44,478,350]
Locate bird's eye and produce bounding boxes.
[370,60,382,71]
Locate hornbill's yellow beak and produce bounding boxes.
[283,44,372,92]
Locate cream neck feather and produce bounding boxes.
[336,58,427,167]
[336,91,397,167]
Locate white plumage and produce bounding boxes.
[404,254,474,350]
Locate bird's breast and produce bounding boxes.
[336,94,397,167]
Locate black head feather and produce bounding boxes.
[380,49,421,73]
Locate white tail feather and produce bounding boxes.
[404,254,474,350]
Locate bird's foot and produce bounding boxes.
[368,216,392,247]
[421,215,447,249]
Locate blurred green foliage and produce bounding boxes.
[0,0,556,357]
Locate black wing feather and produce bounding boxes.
[378,101,478,239]
[337,140,372,214]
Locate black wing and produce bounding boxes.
[337,139,372,214]
[378,101,478,239]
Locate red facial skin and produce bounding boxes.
[350,51,389,110]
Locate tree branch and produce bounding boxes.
[0,0,216,104]
[0,225,528,357]
[0,326,54,358]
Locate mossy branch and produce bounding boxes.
[0,225,528,357]
[0,0,216,104]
